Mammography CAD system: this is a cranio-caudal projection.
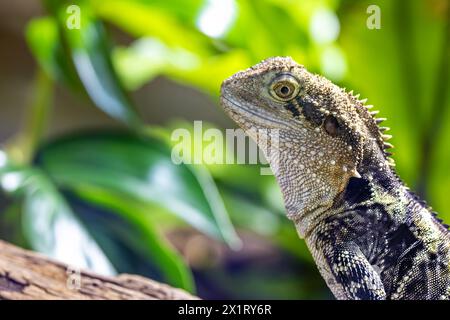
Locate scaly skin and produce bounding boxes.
[220,57,450,300]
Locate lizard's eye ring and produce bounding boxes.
[269,75,300,101]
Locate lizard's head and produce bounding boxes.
[220,57,393,227]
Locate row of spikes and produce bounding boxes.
[345,89,449,231]
[344,89,396,167]
[410,189,450,230]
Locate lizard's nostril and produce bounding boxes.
[220,79,234,97]
[221,75,240,95]
[221,76,234,87]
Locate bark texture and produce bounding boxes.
[0,240,197,300]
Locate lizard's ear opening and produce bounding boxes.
[324,115,340,136]
[269,74,300,101]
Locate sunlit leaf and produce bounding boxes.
[113,38,201,90]
[35,132,240,247]
[151,121,278,205]
[0,164,115,275]
[226,0,309,59]
[45,0,143,128]
[0,149,193,290]
[25,17,80,89]
[91,0,213,54]
[67,186,195,292]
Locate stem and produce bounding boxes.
[5,69,53,164]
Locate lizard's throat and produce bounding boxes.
[270,160,343,239]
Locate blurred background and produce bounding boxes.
[0,0,448,299]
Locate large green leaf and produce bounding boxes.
[91,0,213,54]
[64,186,194,292]
[89,0,252,93]
[43,0,143,128]
[25,17,81,89]
[0,163,115,275]
[0,150,193,291]
[35,132,240,247]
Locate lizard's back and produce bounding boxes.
[309,179,450,299]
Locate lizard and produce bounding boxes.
[220,56,450,300]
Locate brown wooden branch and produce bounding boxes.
[0,240,198,300]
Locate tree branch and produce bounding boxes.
[0,240,198,300]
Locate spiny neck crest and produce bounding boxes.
[343,87,395,168]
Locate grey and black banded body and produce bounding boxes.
[220,57,450,300]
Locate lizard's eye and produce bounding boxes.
[269,75,300,101]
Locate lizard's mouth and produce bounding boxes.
[220,94,291,128]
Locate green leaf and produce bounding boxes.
[0,164,115,274]
[113,37,251,93]
[219,184,312,263]
[0,150,193,291]
[67,186,195,292]
[91,0,212,54]
[35,131,240,247]
[25,17,59,78]
[69,22,142,127]
[112,37,201,90]
[90,0,252,93]
[45,0,143,128]
[25,17,80,89]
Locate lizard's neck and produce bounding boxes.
[298,147,447,241]
[293,150,412,239]
[294,164,409,240]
